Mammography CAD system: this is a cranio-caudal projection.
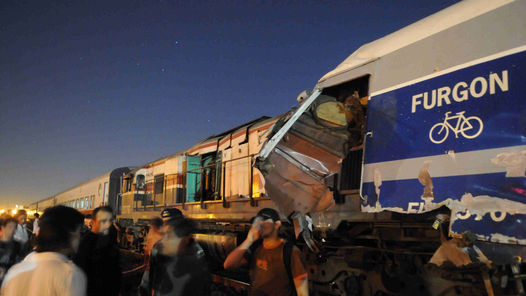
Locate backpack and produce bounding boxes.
[283,241,297,296]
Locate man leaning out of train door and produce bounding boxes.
[139,217,211,295]
[74,206,121,296]
[224,208,308,296]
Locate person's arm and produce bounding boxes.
[137,267,151,296]
[13,225,22,242]
[290,246,308,296]
[294,275,308,296]
[223,218,262,270]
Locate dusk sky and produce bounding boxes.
[0,0,459,208]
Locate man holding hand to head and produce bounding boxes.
[224,208,308,296]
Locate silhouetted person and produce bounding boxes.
[32,213,40,235]
[75,206,121,296]
[139,208,206,295]
[139,218,211,296]
[1,206,86,296]
[0,217,21,284]
[13,210,30,255]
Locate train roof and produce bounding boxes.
[202,116,271,141]
[316,0,515,88]
[26,195,53,208]
[127,116,275,174]
[29,167,131,205]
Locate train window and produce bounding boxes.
[123,176,132,193]
[154,174,164,195]
[84,197,89,209]
[201,154,220,201]
[80,199,84,209]
[136,175,145,190]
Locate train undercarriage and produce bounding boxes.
[118,191,525,295]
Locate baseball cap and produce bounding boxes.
[256,208,280,222]
[160,208,183,220]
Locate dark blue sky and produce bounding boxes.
[0,0,459,208]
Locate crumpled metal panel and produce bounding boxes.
[261,149,335,215]
[256,98,354,217]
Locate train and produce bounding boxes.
[27,1,526,295]
[27,167,131,215]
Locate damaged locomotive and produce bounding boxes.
[253,0,526,294]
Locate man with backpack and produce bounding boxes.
[224,208,308,296]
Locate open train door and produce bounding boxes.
[185,155,201,203]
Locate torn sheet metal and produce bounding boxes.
[429,239,473,267]
[256,94,357,217]
[361,49,526,244]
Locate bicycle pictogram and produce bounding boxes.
[429,111,483,144]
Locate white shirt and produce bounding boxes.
[1,252,87,296]
[33,219,39,235]
[13,224,28,244]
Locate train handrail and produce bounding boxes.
[129,153,262,211]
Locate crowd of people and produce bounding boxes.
[0,205,307,296]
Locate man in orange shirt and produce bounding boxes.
[224,208,308,296]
